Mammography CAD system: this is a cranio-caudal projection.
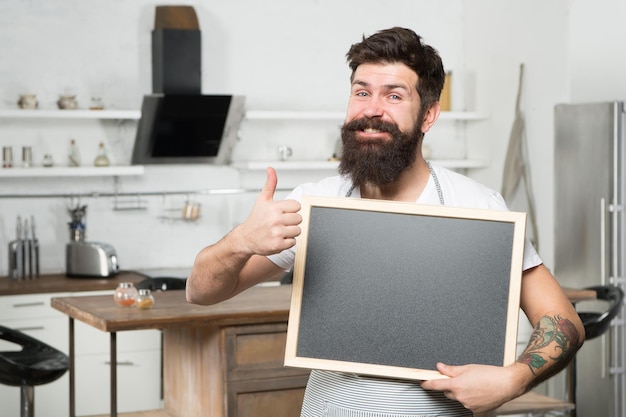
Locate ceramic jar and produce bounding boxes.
[57,95,78,110]
[17,94,38,109]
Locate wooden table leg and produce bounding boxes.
[110,332,117,417]
[69,318,75,417]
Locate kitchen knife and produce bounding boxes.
[16,216,23,279]
[24,217,32,278]
[31,215,39,277]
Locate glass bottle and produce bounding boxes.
[68,139,81,167]
[114,282,138,307]
[135,289,155,309]
[89,97,104,110]
[2,146,13,168]
[42,153,54,167]
[94,141,110,167]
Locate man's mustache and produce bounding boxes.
[343,118,402,135]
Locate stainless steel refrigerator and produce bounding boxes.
[555,101,626,417]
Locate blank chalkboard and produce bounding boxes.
[285,196,526,381]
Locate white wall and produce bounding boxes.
[0,0,464,274]
[569,0,626,102]
[1,0,625,276]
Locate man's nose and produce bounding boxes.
[362,96,384,118]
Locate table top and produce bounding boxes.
[50,284,592,334]
[51,283,292,332]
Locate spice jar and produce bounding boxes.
[114,282,138,307]
[135,289,154,309]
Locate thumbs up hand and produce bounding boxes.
[237,167,302,256]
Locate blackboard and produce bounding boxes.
[285,196,526,380]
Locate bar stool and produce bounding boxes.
[0,325,69,417]
[578,285,623,340]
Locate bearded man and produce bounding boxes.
[186,27,583,416]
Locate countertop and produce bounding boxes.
[2,267,596,311]
[0,271,150,296]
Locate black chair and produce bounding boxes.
[0,325,69,417]
[136,276,187,291]
[578,285,624,340]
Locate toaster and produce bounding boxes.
[66,241,119,278]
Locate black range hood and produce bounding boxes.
[131,94,244,165]
[131,6,245,166]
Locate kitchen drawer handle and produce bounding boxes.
[104,360,136,366]
[14,326,45,331]
[12,301,46,308]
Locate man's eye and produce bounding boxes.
[389,94,401,101]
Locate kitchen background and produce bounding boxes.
[1,0,626,413]
[0,0,624,279]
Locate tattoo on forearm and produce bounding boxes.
[517,315,582,376]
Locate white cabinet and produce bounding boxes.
[0,291,161,417]
[74,338,162,415]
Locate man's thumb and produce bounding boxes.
[259,167,278,201]
[436,362,458,377]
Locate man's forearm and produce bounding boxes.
[186,230,252,305]
[517,314,584,388]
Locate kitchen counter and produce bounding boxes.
[0,271,149,296]
[1,270,595,301]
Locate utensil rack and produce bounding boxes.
[0,187,288,200]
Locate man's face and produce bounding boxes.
[339,62,425,187]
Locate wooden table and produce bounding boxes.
[51,285,594,417]
[51,284,309,417]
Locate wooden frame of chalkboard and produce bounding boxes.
[285,196,527,381]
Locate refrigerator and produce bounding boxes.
[554,101,626,417]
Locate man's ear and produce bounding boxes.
[421,102,441,133]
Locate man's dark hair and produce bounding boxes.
[346,27,445,113]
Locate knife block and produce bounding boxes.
[8,238,39,280]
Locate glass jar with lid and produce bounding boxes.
[135,289,155,309]
[114,282,138,307]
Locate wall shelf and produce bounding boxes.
[245,111,344,120]
[235,159,488,171]
[0,109,486,122]
[0,166,144,178]
[0,109,141,120]
[244,110,487,121]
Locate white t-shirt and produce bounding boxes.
[271,164,542,417]
[268,164,542,271]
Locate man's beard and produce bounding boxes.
[338,117,423,188]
